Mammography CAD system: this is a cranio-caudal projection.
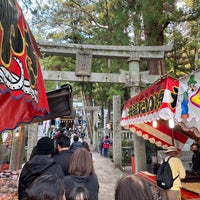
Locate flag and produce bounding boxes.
[0,0,49,133]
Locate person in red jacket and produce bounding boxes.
[0,161,9,172]
[103,135,110,158]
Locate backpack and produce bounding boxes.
[103,140,110,149]
[156,156,179,189]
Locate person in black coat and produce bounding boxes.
[70,135,83,152]
[191,143,200,172]
[18,137,64,200]
[52,133,73,175]
[64,148,99,200]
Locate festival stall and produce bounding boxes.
[121,76,188,149]
[121,75,200,200]
[174,71,200,198]
[137,171,200,200]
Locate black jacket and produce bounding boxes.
[52,149,73,175]
[70,141,83,152]
[18,155,64,199]
[64,174,99,200]
[192,152,200,172]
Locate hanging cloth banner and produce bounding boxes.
[0,1,50,133]
[175,71,200,138]
[121,76,179,127]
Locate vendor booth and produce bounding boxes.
[121,76,188,149]
[121,75,200,200]
[137,171,200,200]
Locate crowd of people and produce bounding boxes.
[16,131,200,200]
[18,133,97,200]
[17,133,154,200]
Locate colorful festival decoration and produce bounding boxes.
[121,77,179,126]
[175,71,200,138]
[121,77,188,149]
[0,0,49,133]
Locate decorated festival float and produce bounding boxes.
[121,75,200,200]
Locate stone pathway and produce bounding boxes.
[92,151,124,200]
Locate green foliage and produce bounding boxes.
[122,139,133,147]
[107,85,124,101]
[19,0,200,103]
[41,56,75,71]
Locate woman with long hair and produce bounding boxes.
[64,148,99,200]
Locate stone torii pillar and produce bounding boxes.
[10,127,25,170]
[92,110,99,150]
[113,95,122,167]
[27,124,38,161]
[128,57,147,173]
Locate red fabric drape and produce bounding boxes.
[0,1,49,132]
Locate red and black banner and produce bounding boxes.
[121,77,179,125]
[0,0,49,132]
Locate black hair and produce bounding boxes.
[191,143,200,150]
[56,133,70,148]
[68,186,90,200]
[22,175,65,200]
[73,135,79,142]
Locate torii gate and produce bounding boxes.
[39,42,172,85]
[39,41,173,172]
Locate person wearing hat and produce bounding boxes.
[18,136,64,200]
[161,146,186,200]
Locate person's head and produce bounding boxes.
[22,175,65,200]
[73,135,79,142]
[68,186,90,200]
[56,133,70,151]
[105,135,109,139]
[82,141,90,152]
[191,143,199,154]
[36,137,55,155]
[68,148,94,176]
[115,175,153,200]
[165,146,178,157]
